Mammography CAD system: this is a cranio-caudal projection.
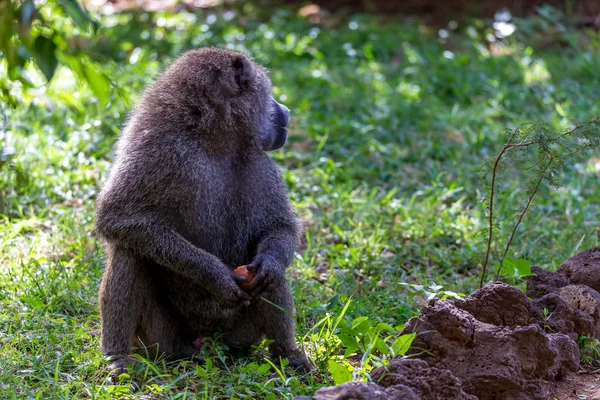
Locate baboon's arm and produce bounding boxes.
[96,213,230,286]
[254,222,300,269]
[245,222,299,296]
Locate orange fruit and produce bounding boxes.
[233,265,257,291]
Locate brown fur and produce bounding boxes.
[95,47,311,376]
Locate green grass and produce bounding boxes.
[1,4,600,398]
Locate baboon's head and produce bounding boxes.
[154,47,290,151]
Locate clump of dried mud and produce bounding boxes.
[296,247,600,400]
[295,358,476,400]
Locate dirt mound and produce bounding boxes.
[526,246,600,338]
[370,358,476,400]
[296,248,600,400]
[528,247,600,296]
[530,291,596,340]
[293,381,419,400]
[403,283,580,400]
[294,358,474,400]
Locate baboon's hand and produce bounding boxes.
[212,272,251,307]
[246,253,286,297]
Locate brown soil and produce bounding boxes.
[551,371,600,399]
[402,283,580,399]
[295,247,600,400]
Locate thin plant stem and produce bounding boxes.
[495,157,553,281]
[480,128,518,288]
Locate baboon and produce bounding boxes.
[95,47,311,375]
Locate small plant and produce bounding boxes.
[498,258,532,284]
[303,296,415,385]
[399,281,466,302]
[479,117,600,287]
[577,336,600,367]
[540,307,553,332]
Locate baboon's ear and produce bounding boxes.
[233,56,252,91]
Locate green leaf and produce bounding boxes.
[257,363,271,375]
[440,290,464,300]
[338,334,359,349]
[351,316,369,329]
[328,360,352,385]
[374,337,390,355]
[376,322,396,332]
[332,225,344,238]
[32,35,57,81]
[57,0,99,33]
[501,258,516,276]
[343,345,359,358]
[51,90,84,113]
[15,166,29,187]
[352,320,371,335]
[82,62,110,106]
[337,318,350,332]
[327,295,339,311]
[515,259,532,277]
[392,333,416,356]
[424,290,436,301]
[106,385,130,395]
[331,297,352,334]
[64,54,111,107]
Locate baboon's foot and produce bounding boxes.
[105,355,136,383]
[179,337,206,359]
[193,336,206,353]
[272,348,314,373]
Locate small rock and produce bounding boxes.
[455,282,537,328]
[526,266,569,299]
[558,284,600,338]
[303,381,417,400]
[408,299,476,347]
[371,358,476,400]
[559,247,600,292]
[547,333,580,378]
[531,293,595,339]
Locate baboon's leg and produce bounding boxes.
[225,285,311,371]
[134,295,197,360]
[99,246,143,362]
[99,246,194,376]
[261,286,311,370]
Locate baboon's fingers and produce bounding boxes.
[248,272,272,297]
[247,267,268,292]
[233,285,251,303]
[247,254,264,271]
[218,285,249,308]
[232,274,247,283]
[236,290,251,301]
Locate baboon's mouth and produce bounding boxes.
[273,98,290,127]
